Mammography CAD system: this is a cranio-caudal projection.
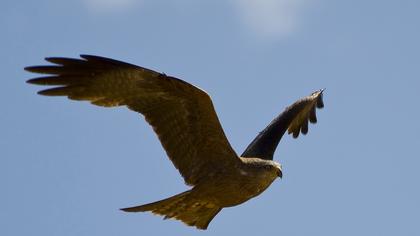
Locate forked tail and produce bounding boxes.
[121,190,222,230]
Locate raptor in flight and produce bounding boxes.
[26,55,324,230]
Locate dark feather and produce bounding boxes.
[24,66,71,75]
[27,75,87,85]
[301,118,308,135]
[45,57,87,66]
[242,89,324,160]
[309,107,317,123]
[26,55,239,186]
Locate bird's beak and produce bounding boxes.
[277,169,283,178]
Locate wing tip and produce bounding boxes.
[309,88,325,109]
[37,88,60,96]
[26,78,36,84]
[24,66,41,73]
[120,207,134,212]
[120,204,150,213]
[289,89,325,138]
[317,88,325,108]
[79,54,97,60]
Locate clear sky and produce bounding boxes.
[2,0,420,235]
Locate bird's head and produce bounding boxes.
[259,160,282,180]
[270,162,283,178]
[240,157,283,179]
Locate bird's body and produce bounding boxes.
[188,158,281,208]
[26,55,324,229]
[122,157,281,229]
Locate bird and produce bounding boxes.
[26,55,324,230]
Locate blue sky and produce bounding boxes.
[2,0,420,235]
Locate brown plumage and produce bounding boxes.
[26,55,324,229]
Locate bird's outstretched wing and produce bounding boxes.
[241,90,324,160]
[26,55,239,185]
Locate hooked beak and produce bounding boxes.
[277,169,283,178]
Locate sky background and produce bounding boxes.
[2,0,420,235]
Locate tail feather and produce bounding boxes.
[121,191,190,214]
[121,190,221,230]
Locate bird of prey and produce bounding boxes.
[26,55,324,230]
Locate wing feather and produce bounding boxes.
[286,90,324,138]
[26,55,239,185]
[241,90,324,160]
